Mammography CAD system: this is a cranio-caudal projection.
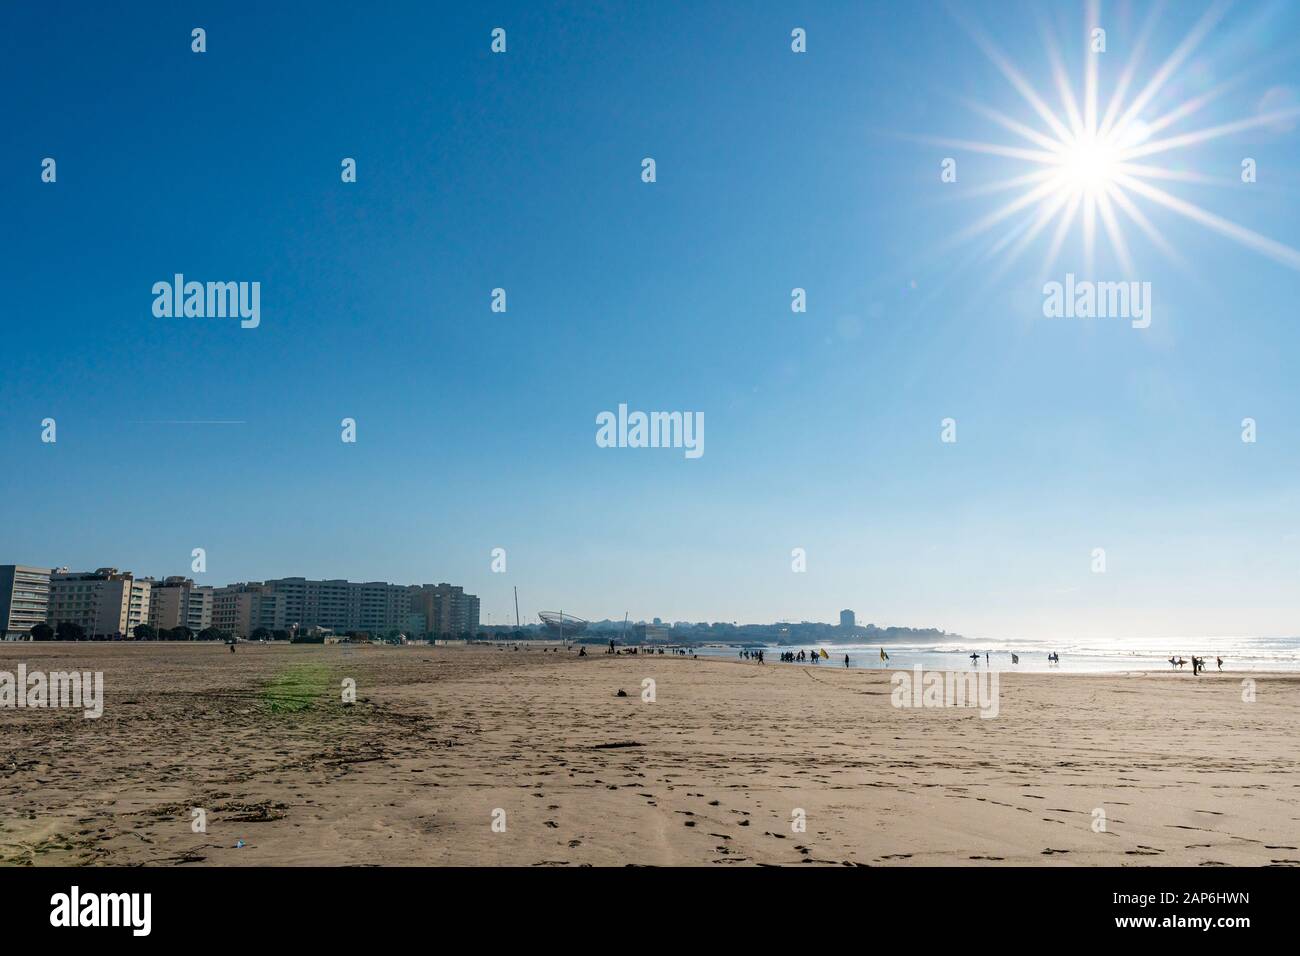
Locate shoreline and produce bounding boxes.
[4,638,1291,675]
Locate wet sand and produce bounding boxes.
[1,643,1296,866]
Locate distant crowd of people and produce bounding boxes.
[741,648,855,667]
[602,640,693,657]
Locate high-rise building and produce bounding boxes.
[212,583,284,638]
[16,565,474,640]
[840,609,856,629]
[261,577,414,634]
[0,565,52,640]
[147,577,214,634]
[410,583,480,637]
[188,585,215,633]
[257,577,481,637]
[48,568,151,638]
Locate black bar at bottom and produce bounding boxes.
[0,866,1287,941]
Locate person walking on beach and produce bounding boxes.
[844,654,850,668]
[985,651,989,665]
[1217,656,1223,671]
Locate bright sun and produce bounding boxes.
[1058,132,1119,192]
[926,0,1300,275]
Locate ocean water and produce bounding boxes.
[691,636,1300,673]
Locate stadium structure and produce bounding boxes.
[539,611,588,637]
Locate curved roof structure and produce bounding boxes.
[539,611,588,634]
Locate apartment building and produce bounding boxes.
[262,577,415,634]
[48,568,151,638]
[212,583,285,638]
[13,563,477,640]
[147,576,214,634]
[410,583,480,637]
[0,565,52,640]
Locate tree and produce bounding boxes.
[197,627,227,642]
[55,621,86,641]
[133,623,158,641]
[169,626,194,641]
[250,627,271,641]
[29,623,54,641]
[271,629,290,642]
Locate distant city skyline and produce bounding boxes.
[4,1,1299,643]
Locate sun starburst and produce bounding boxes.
[928,0,1300,277]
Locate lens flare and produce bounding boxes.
[924,0,1300,275]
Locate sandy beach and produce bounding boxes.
[1,643,1296,867]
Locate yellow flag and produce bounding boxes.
[819,647,829,659]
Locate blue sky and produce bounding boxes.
[3,0,1299,640]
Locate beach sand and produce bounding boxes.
[1,643,1296,866]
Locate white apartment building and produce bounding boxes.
[0,565,52,640]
